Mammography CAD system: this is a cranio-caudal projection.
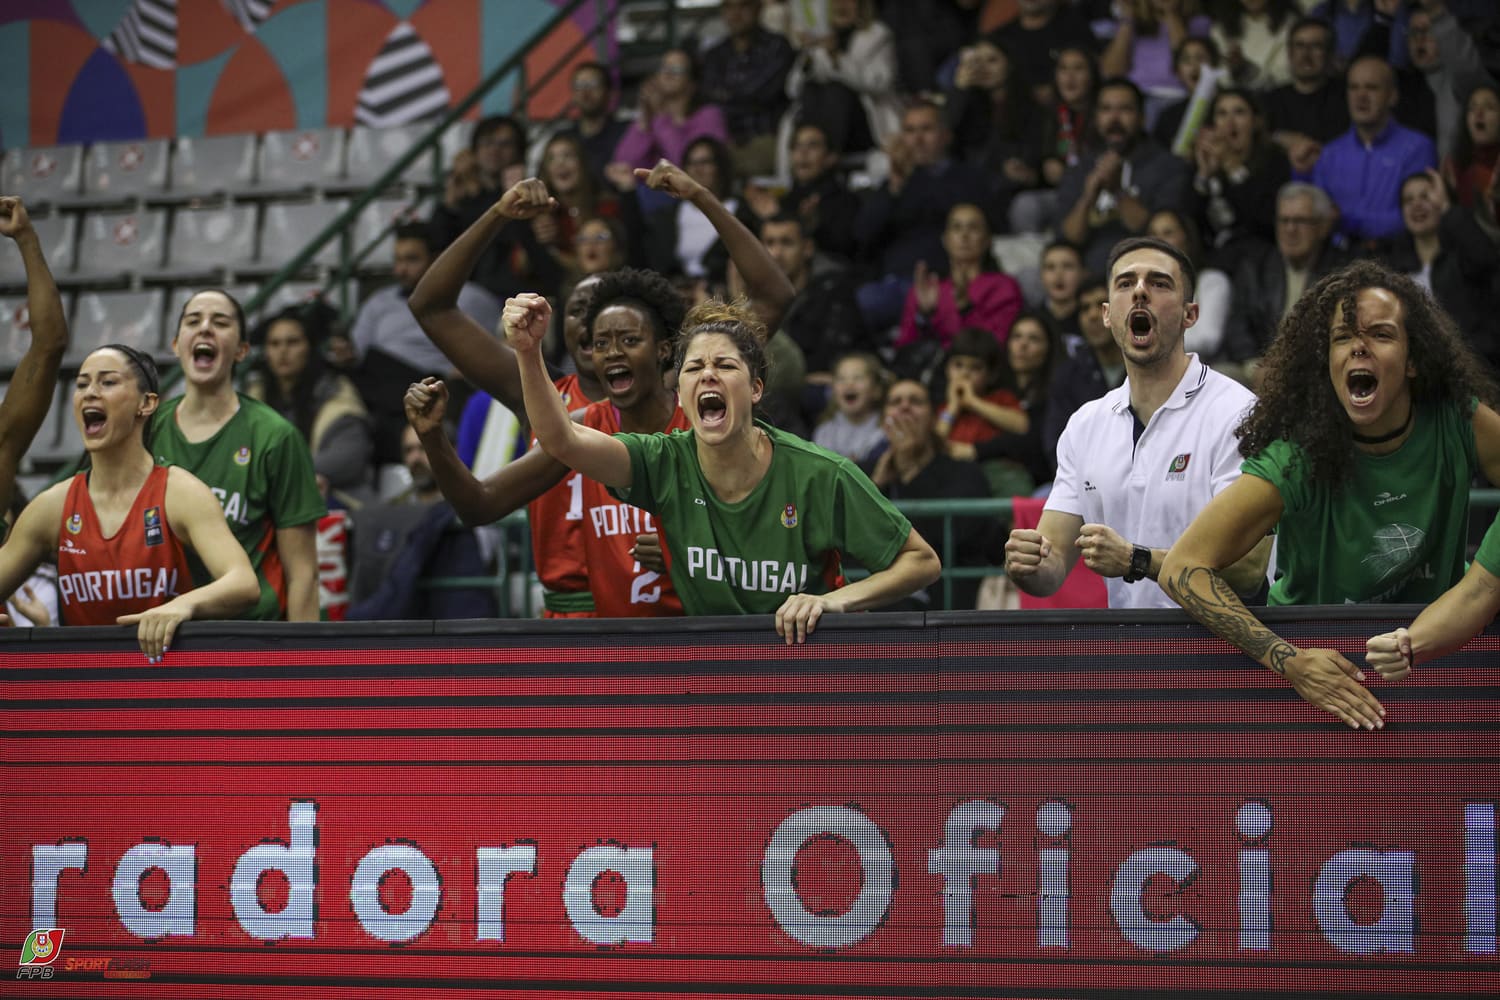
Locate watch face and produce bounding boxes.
[1129,546,1150,582]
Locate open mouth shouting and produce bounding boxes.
[191,339,219,373]
[603,363,635,397]
[696,389,728,431]
[1127,309,1153,347]
[81,406,108,438]
[1345,367,1378,409]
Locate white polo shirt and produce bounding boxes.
[1047,355,1255,609]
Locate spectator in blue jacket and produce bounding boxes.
[1311,54,1437,245]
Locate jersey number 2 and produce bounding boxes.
[630,569,662,604]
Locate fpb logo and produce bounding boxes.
[19,929,64,966]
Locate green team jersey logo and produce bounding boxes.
[233,446,252,466]
[781,504,798,528]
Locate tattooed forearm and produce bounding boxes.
[1167,565,1298,673]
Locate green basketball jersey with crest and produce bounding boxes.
[610,422,912,616]
[1242,399,1475,606]
[151,393,326,619]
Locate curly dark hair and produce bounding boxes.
[583,267,687,372]
[1238,260,1499,486]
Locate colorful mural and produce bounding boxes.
[0,0,614,149]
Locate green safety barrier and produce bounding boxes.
[418,491,1500,617]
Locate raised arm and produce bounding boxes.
[407,179,557,411]
[0,481,63,615]
[1160,474,1385,730]
[0,197,68,515]
[404,376,568,525]
[634,160,795,335]
[505,294,633,487]
[127,468,261,659]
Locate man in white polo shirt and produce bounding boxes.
[1005,236,1271,608]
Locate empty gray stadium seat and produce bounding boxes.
[170,134,257,197]
[0,213,76,284]
[261,281,327,315]
[257,199,351,272]
[258,128,346,193]
[344,124,444,189]
[353,195,426,261]
[83,139,171,201]
[1,145,84,206]
[0,291,74,373]
[70,289,167,365]
[163,203,258,276]
[74,208,168,279]
[30,377,83,466]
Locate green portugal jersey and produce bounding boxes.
[151,394,326,619]
[610,422,913,616]
[1242,399,1476,606]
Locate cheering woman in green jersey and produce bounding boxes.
[1161,261,1500,731]
[508,293,941,643]
[150,290,326,620]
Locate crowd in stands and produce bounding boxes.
[6,0,1500,651]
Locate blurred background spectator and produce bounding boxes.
[246,305,374,505]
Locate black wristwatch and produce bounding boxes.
[1124,545,1152,583]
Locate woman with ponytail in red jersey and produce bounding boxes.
[0,345,258,659]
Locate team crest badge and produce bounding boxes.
[781,504,798,528]
[144,505,164,547]
[66,513,83,534]
[1165,453,1191,481]
[19,928,64,966]
[233,446,251,466]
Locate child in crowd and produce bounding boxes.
[937,327,1026,462]
[813,352,889,465]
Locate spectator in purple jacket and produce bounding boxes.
[612,48,729,170]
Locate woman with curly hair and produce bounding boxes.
[407,264,691,619]
[509,294,940,642]
[1161,260,1500,731]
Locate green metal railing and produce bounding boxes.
[418,491,1500,617]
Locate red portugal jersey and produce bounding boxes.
[56,465,193,627]
[529,374,594,614]
[578,399,689,618]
